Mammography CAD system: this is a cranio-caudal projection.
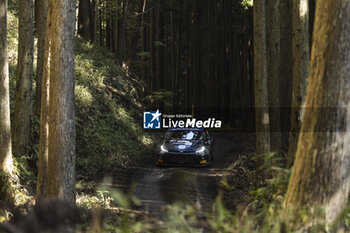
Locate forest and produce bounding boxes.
[1,0,350,232]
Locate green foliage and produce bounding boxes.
[154,41,166,47]
[0,161,32,211]
[75,38,155,177]
[0,210,12,223]
[74,155,350,232]
[241,0,253,10]
[6,8,155,218]
[136,51,151,59]
[0,172,14,206]
[13,157,36,187]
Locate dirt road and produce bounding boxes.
[111,132,254,217]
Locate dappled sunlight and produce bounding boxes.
[75,85,93,108]
[114,106,131,122]
[74,38,155,175]
[141,135,153,146]
[300,0,309,19]
[241,0,253,10]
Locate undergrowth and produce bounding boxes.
[7,5,156,180]
[74,38,155,177]
[73,154,350,232]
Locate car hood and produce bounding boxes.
[164,140,203,152]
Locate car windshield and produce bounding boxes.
[166,130,203,141]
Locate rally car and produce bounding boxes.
[156,128,214,167]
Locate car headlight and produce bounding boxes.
[160,145,168,153]
[196,146,205,155]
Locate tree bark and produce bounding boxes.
[78,0,92,41]
[267,0,281,156]
[116,0,129,64]
[155,0,164,91]
[0,0,13,174]
[34,0,48,117]
[36,0,52,201]
[14,0,34,157]
[47,0,76,202]
[285,0,350,223]
[287,0,310,167]
[253,0,270,160]
[113,0,119,54]
[280,0,293,153]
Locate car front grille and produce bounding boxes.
[163,152,198,164]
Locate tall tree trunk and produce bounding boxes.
[47,0,76,202]
[253,0,270,161]
[267,0,281,155]
[285,0,350,223]
[113,0,119,55]
[140,0,146,80]
[155,0,164,91]
[280,0,293,152]
[36,0,52,201]
[94,0,98,43]
[78,0,92,41]
[14,0,34,157]
[34,0,48,117]
[287,0,309,167]
[0,0,13,174]
[125,0,145,68]
[116,0,129,64]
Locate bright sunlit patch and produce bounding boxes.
[117,107,130,121]
[75,85,93,107]
[300,0,308,18]
[241,0,253,10]
[141,135,153,146]
[263,113,270,125]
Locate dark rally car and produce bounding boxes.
[156,128,214,167]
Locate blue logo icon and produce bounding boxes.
[143,110,162,129]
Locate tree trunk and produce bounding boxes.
[113,0,119,55]
[125,0,145,68]
[116,0,129,64]
[47,0,76,202]
[253,0,270,160]
[155,0,164,91]
[279,0,293,153]
[287,0,310,167]
[285,0,350,223]
[36,0,52,201]
[14,0,34,157]
[267,0,281,156]
[78,0,92,41]
[0,0,13,174]
[34,0,48,117]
